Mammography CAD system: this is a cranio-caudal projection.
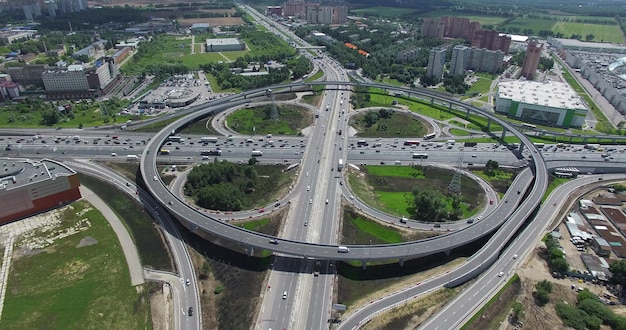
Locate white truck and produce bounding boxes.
[251,150,263,156]
[338,158,344,171]
[126,155,138,161]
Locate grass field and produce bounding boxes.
[418,10,509,26]
[79,173,172,270]
[500,17,556,33]
[1,200,151,329]
[350,6,419,17]
[552,21,624,43]
[467,74,495,96]
[226,105,313,135]
[179,115,220,135]
[350,111,429,138]
[347,165,484,219]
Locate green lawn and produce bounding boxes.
[349,216,404,243]
[499,17,556,33]
[552,22,624,43]
[226,105,313,135]
[364,165,425,178]
[350,6,419,17]
[467,74,494,95]
[418,10,509,26]
[350,111,429,138]
[449,128,472,136]
[1,200,151,330]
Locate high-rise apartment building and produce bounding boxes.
[521,41,543,80]
[283,0,306,17]
[471,30,511,53]
[450,45,471,76]
[421,18,445,39]
[427,47,447,79]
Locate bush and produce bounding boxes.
[214,285,224,295]
[555,302,587,330]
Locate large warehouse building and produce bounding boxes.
[0,158,81,224]
[496,80,588,128]
[205,38,246,52]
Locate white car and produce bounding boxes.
[513,254,518,259]
[307,185,310,191]
[498,271,504,277]
[309,199,312,204]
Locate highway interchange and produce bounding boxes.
[3,4,626,330]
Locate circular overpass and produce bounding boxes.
[140,81,549,261]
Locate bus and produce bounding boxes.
[423,133,436,140]
[201,137,218,143]
[404,140,420,146]
[522,123,536,130]
[201,150,221,156]
[159,148,170,155]
[412,153,428,159]
[168,136,182,142]
[533,143,545,148]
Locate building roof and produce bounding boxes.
[498,80,588,110]
[499,33,528,42]
[552,38,626,51]
[206,38,241,46]
[191,23,210,29]
[0,158,76,191]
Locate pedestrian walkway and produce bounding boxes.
[80,186,145,286]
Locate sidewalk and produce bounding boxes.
[80,186,145,286]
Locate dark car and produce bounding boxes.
[188,307,193,316]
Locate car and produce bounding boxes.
[434,223,441,228]
[186,279,190,286]
[307,185,310,191]
[282,291,288,299]
[259,208,265,213]
[498,271,504,277]
[467,218,474,224]
[489,199,493,205]
[188,307,193,316]
[304,221,308,226]
[513,254,518,259]
[274,202,280,207]
[269,239,278,245]
[471,154,477,158]
[153,176,158,181]
[309,199,312,204]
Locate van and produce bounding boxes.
[282,291,287,299]
[111,152,117,157]
[338,246,350,253]
[399,217,407,223]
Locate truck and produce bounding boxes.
[251,150,263,156]
[201,137,218,143]
[126,155,138,161]
[338,158,344,171]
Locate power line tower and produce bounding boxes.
[448,147,464,195]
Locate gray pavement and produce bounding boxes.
[80,186,145,286]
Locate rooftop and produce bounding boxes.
[552,38,626,51]
[0,158,76,191]
[498,80,587,110]
[206,38,242,46]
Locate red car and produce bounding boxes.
[259,209,265,213]
[489,200,493,205]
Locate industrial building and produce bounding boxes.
[205,38,246,52]
[496,80,588,128]
[0,158,81,225]
[42,58,121,99]
[551,38,626,116]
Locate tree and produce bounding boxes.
[610,259,626,287]
[412,188,448,221]
[511,301,524,323]
[585,34,595,41]
[40,109,60,126]
[363,111,379,127]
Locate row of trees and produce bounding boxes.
[185,159,259,211]
[555,288,626,330]
[542,233,569,274]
